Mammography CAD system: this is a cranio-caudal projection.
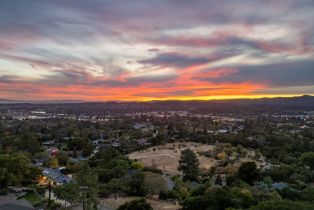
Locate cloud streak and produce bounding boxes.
[0,0,313,100]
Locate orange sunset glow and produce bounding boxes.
[0,0,313,101]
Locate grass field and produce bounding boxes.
[128,142,216,175]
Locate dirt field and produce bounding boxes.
[101,196,180,210]
[128,142,216,175]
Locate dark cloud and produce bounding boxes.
[1,0,313,43]
[253,86,314,95]
[39,69,92,86]
[127,73,177,84]
[139,52,210,68]
[0,75,18,83]
[200,60,314,87]
[93,73,178,88]
[36,69,176,88]
[139,51,239,69]
[149,35,294,54]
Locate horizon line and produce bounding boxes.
[0,94,313,104]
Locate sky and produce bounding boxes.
[0,0,313,101]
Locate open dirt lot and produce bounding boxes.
[128,142,216,175]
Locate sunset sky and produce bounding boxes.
[0,0,313,101]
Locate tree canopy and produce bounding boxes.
[178,149,200,181]
[117,198,153,210]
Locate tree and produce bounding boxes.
[181,196,208,210]
[249,200,313,210]
[159,190,178,200]
[127,172,144,196]
[182,186,256,210]
[217,151,227,161]
[215,175,223,186]
[178,149,200,181]
[300,152,314,170]
[65,161,81,173]
[105,178,125,199]
[95,148,120,162]
[266,165,294,182]
[130,161,144,171]
[117,198,153,210]
[230,187,255,208]
[47,157,59,169]
[14,132,41,155]
[182,187,234,210]
[82,142,93,157]
[57,151,69,166]
[54,182,80,207]
[0,153,40,187]
[238,162,259,185]
[143,172,167,196]
[75,162,98,210]
[179,187,190,199]
[0,168,11,188]
[302,187,314,203]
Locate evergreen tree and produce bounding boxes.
[75,162,99,210]
[178,149,200,181]
[238,162,259,185]
[54,182,80,207]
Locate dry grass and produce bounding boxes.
[128,142,216,175]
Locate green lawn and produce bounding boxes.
[18,191,42,205]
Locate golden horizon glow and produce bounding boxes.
[94,94,313,102]
[0,1,313,100]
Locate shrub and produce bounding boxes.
[117,198,153,210]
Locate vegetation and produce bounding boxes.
[53,182,80,206]
[238,162,259,185]
[143,172,167,196]
[0,153,41,188]
[0,103,314,210]
[178,149,200,181]
[300,152,314,170]
[117,198,153,210]
[249,200,314,210]
[75,162,99,210]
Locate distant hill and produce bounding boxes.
[211,95,314,106]
[0,95,313,105]
[0,99,22,104]
[0,95,313,114]
[0,99,85,104]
